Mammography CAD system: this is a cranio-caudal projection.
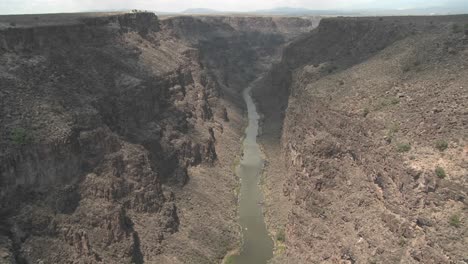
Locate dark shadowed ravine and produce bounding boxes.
[232,84,274,264]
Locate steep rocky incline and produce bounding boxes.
[0,12,218,264]
[0,12,317,264]
[255,16,468,263]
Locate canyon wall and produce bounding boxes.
[0,13,316,263]
[162,16,319,104]
[256,16,468,263]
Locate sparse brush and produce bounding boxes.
[375,97,401,110]
[390,98,400,105]
[398,237,406,246]
[224,255,236,264]
[389,123,400,134]
[276,229,286,242]
[435,140,448,152]
[396,143,411,153]
[386,123,400,141]
[435,166,446,178]
[449,214,461,228]
[452,23,462,33]
[362,108,370,117]
[11,128,31,145]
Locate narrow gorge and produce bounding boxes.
[1,11,467,264]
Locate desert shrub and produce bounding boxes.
[389,123,400,134]
[402,64,411,72]
[390,98,400,105]
[362,108,370,117]
[327,65,338,73]
[276,229,285,242]
[396,143,411,153]
[435,140,448,151]
[386,123,400,141]
[224,255,236,264]
[398,237,406,246]
[435,166,446,178]
[452,23,462,33]
[11,128,31,145]
[449,214,460,227]
[375,98,399,110]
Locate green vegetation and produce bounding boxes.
[224,255,236,264]
[435,140,448,152]
[396,143,411,153]
[385,123,400,142]
[452,23,463,33]
[362,108,370,117]
[276,229,286,243]
[398,237,406,246]
[387,123,400,136]
[11,128,31,145]
[375,97,400,110]
[402,64,411,73]
[131,9,147,13]
[435,166,446,179]
[390,98,400,105]
[326,65,338,74]
[449,214,461,228]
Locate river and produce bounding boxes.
[231,85,274,264]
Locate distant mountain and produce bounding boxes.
[355,6,468,16]
[353,0,468,15]
[254,7,357,16]
[254,5,468,16]
[169,4,468,17]
[172,4,468,17]
[182,8,223,14]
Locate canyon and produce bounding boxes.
[0,11,467,264]
[0,12,317,263]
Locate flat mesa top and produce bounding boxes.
[1,12,467,30]
[0,12,127,29]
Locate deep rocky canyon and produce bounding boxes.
[0,11,467,264]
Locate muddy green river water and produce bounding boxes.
[231,85,274,264]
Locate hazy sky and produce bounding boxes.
[0,0,463,14]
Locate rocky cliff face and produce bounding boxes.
[256,16,468,263]
[0,12,214,263]
[162,16,319,104]
[0,12,317,263]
